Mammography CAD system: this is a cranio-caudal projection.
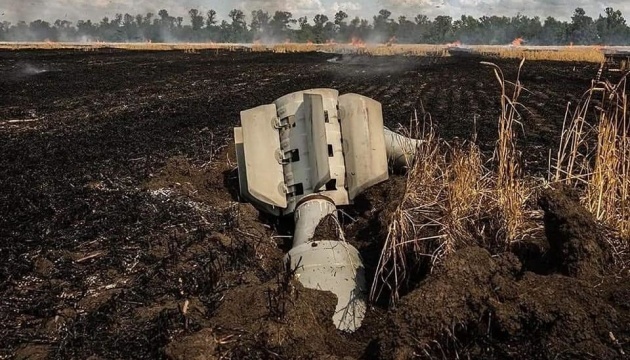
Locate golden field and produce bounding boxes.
[2,41,627,63]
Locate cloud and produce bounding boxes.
[237,0,326,15]
[331,2,362,13]
[382,0,442,7]
[376,0,630,20]
[1,0,630,24]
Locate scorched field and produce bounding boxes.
[0,48,628,359]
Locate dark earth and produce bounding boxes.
[1,49,628,359]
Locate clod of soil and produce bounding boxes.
[200,278,348,359]
[164,328,218,360]
[380,245,629,359]
[312,214,344,241]
[538,185,610,278]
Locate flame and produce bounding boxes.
[306,40,313,45]
[326,39,337,45]
[511,37,523,47]
[350,36,365,47]
[445,40,461,48]
[569,42,574,47]
[253,39,262,45]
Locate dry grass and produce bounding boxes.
[475,45,606,63]
[252,43,448,56]
[440,141,494,252]
[482,59,531,244]
[0,42,610,62]
[0,41,247,52]
[553,68,630,261]
[370,112,448,304]
[371,61,536,305]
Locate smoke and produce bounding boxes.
[2,62,58,82]
[20,63,48,75]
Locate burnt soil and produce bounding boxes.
[1,49,628,359]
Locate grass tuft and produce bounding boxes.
[553,68,630,264]
[371,61,537,305]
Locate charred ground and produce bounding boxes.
[0,49,627,359]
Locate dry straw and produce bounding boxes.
[0,42,606,63]
[553,67,630,262]
[371,60,535,305]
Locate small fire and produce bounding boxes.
[306,40,313,45]
[386,36,397,46]
[350,37,365,47]
[445,40,461,48]
[253,39,262,45]
[511,37,523,47]
[326,39,337,45]
[569,42,574,47]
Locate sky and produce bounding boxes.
[1,0,629,25]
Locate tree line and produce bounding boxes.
[1,7,629,45]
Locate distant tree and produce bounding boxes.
[334,11,349,40]
[112,14,123,27]
[144,13,153,26]
[334,11,348,26]
[201,10,218,41]
[373,9,393,40]
[2,6,630,45]
[596,7,629,44]
[206,10,217,28]
[295,16,314,42]
[188,9,204,31]
[219,20,232,42]
[157,9,175,29]
[76,19,96,40]
[539,16,568,44]
[29,20,54,41]
[228,9,247,42]
[569,7,597,44]
[250,10,270,38]
[121,14,138,40]
[121,14,132,27]
[269,11,295,41]
[313,14,329,42]
[229,9,246,28]
[395,16,415,42]
[158,9,169,22]
[431,15,454,43]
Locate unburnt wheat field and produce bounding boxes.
[1,48,628,359]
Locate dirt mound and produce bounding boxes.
[163,278,353,359]
[312,214,344,241]
[163,328,218,360]
[379,187,629,359]
[143,148,235,207]
[381,246,629,359]
[538,185,611,278]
